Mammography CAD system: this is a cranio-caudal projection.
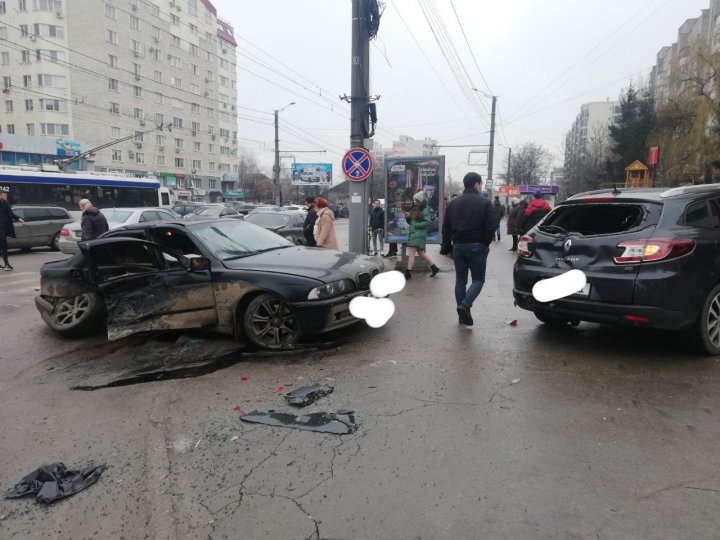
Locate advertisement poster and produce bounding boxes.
[385,156,445,244]
[291,163,332,186]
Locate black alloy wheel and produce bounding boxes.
[243,293,301,349]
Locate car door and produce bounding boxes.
[28,208,57,246]
[7,208,32,249]
[78,238,218,341]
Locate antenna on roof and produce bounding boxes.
[612,184,621,195]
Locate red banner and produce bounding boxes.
[648,146,659,166]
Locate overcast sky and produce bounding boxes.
[212,0,710,185]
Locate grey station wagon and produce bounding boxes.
[10,206,75,251]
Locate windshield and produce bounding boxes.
[101,210,133,223]
[246,213,291,228]
[194,206,224,217]
[188,220,293,260]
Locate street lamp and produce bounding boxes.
[273,101,296,206]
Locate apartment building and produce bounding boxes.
[0,0,239,201]
[564,101,620,160]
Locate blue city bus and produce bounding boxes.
[0,166,174,213]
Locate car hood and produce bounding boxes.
[222,246,381,283]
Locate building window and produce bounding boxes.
[112,149,122,161]
[36,49,65,63]
[189,44,198,56]
[171,98,183,109]
[40,123,69,135]
[170,14,179,26]
[151,48,161,61]
[105,4,115,19]
[133,85,142,98]
[191,121,200,132]
[40,98,67,111]
[150,3,159,16]
[208,162,215,172]
[132,63,141,78]
[171,35,180,48]
[155,113,164,124]
[131,39,144,56]
[154,92,163,104]
[190,64,198,75]
[156,155,165,166]
[208,178,216,189]
[7,124,15,134]
[107,54,118,68]
[110,102,119,114]
[153,70,162,82]
[170,76,181,88]
[34,0,62,12]
[111,126,120,138]
[133,107,143,119]
[207,107,214,118]
[135,152,145,164]
[191,103,200,114]
[155,133,165,145]
[33,24,64,38]
[170,55,182,68]
[5,100,13,112]
[106,29,117,44]
[0,26,6,40]
[108,78,119,91]
[173,117,182,128]
[24,99,32,111]
[0,3,5,15]
[151,25,160,41]
[208,144,214,153]
[192,160,201,170]
[0,52,8,65]
[190,83,199,95]
[193,141,201,151]
[174,157,184,168]
[38,74,66,87]
[2,76,10,89]
[26,123,34,135]
[174,138,183,149]
[21,50,31,64]
[130,16,139,30]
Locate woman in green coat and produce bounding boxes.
[403,191,439,279]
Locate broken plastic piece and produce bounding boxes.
[233,405,243,412]
[508,320,518,327]
[275,386,285,393]
[240,410,358,434]
[241,376,249,382]
[284,384,334,407]
[5,463,106,504]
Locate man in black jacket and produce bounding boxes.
[368,199,385,255]
[0,186,23,271]
[79,199,109,241]
[440,172,495,326]
[303,196,318,246]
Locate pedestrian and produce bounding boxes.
[79,199,109,241]
[492,195,505,241]
[0,186,23,271]
[303,196,318,247]
[403,191,439,279]
[507,198,522,251]
[369,199,385,255]
[313,197,339,250]
[440,172,495,326]
[519,192,552,234]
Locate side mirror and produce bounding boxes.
[185,255,210,271]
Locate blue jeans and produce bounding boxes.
[453,243,490,308]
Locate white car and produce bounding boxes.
[281,205,307,212]
[58,207,179,254]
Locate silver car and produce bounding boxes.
[58,207,179,254]
[9,206,75,251]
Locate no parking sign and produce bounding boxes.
[342,148,373,181]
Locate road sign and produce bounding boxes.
[485,179,494,189]
[342,147,373,182]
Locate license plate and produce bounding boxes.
[573,283,591,297]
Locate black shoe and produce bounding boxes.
[457,304,473,326]
[404,268,412,280]
[430,264,439,277]
[508,247,516,251]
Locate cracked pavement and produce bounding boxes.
[2,242,720,539]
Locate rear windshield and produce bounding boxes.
[539,203,646,236]
[101,210,133,223]
[246,213,291,227]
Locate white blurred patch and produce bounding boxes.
[532,269,587,303]
[350,271,406,328]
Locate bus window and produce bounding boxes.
[161,192,170,206]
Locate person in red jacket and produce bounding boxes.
[519,192,552,234]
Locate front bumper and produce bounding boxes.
[513,288,697,330]
[293,291,366,334]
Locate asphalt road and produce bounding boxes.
[1,225,720,540]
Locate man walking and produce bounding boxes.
[0,186,23,271]
[303,196,318,246]
[79,199,109,241]
[369,199,385,255]
[492,195,505,242]
[440,172,495,326]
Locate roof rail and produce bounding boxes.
[661,184,720,198]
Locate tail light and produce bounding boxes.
[60,228,70,237]
[614,238,695,264]
[517,235,533,258]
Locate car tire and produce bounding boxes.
[689,283,720,355]
[243,293,301,349]
[49,232,60,251]
[534,311,570,327]
[44,292,105,338]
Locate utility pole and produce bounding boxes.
[507,148,512,184]
[348,0,372,254]
[273,102,295,206]
[487,95,497,194]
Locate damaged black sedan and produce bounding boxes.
[35,219,384,348]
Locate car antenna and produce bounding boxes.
[612,184,621,195]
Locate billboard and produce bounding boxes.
[291,163,332,186]
[385,156,445,244]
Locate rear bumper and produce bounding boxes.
[513,288,698,330]
[292,292,365,334]
[58,237,79,254]
[34,295,54,317]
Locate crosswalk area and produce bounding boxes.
[0,271,41,309]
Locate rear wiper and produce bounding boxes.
[538,225,567,234]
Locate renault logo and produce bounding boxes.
[563,239,573,252]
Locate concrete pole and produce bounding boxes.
[348,0,371,254]
[273,109,280,206]
[487,95,497,194]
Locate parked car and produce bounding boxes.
[58,207,179,255]
[184,205,244,220]
[245,210,306,245]
[249,205,281,214]
[8,206,75,251]
[513,185,720,355]
[226,202,257,215]
[35,219,384,349]
[281,205,307,213]
[171,202,204,217]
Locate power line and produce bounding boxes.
[449,0,493,97]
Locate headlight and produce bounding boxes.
[307,279,355,300]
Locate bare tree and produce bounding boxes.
[237,151,272,202]
[507,142,553,185]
